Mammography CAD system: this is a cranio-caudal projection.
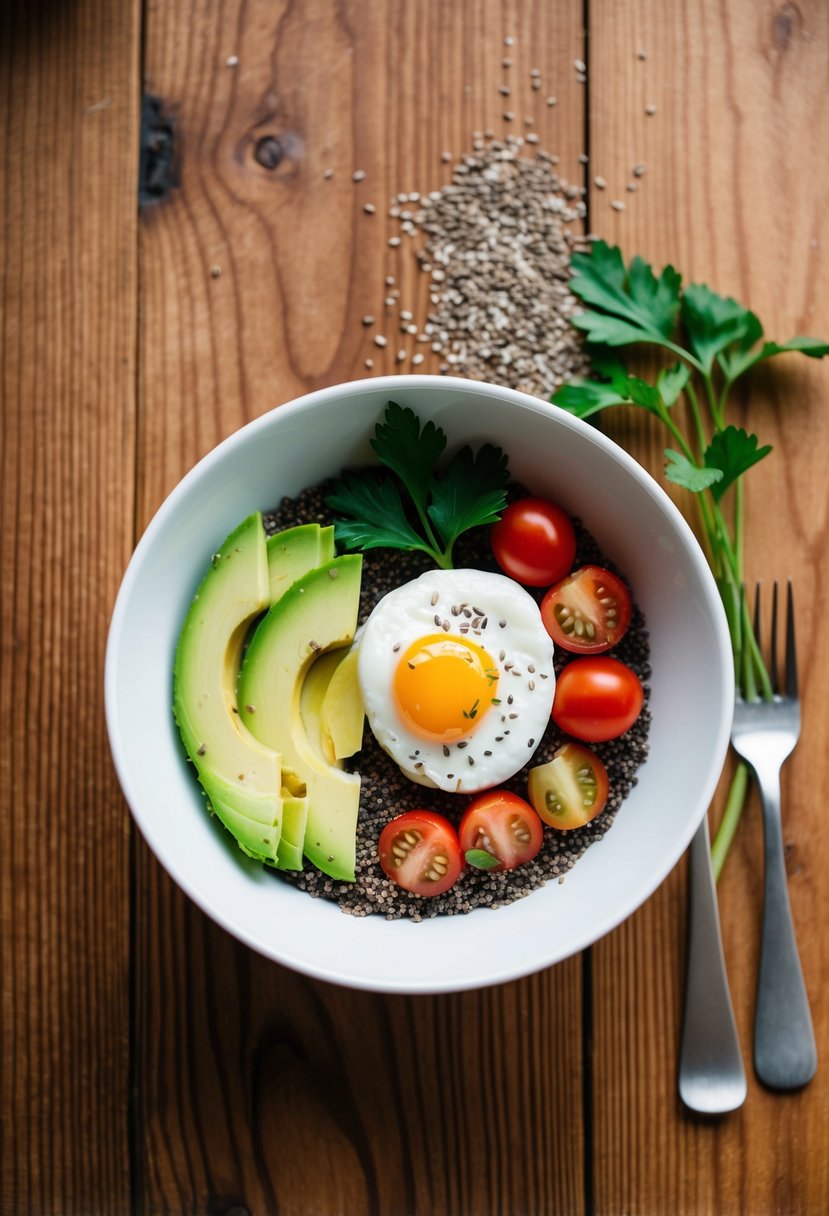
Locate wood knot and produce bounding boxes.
[772,2,802,50]
[139,95,178,205]
[254,135,284,170]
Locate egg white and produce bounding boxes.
[357,568,556,793]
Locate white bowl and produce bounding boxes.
[105,375,733,993]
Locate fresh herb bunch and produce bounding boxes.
[326,401,510,570]
[552,240,829,876]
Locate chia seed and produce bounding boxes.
[260,480,651,922]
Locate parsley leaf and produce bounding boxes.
[325,471,428,555]
[428,443,509,555]
[569,240,682,349]
[761,336,829,359]
[704,426,772,502]
[657,361,691,405]
[465,849,501,871]
[664,450,723,494]
[720,334,829,382]
[553,376,631,418]
[680,284,761,373]
[371,401,446,509]
[326,403,510,568]
[553,350,666,419]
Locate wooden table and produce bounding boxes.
[3,2,828,1213]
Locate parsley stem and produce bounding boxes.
[703,372,725,431]
[659,403,696,464]
[710,501,740,581]
[660,337,706,375]
[711,761,750,881]
[719,376,734,420]
[411,502,443,560]
[684,379,710,461]
[734,477,745,578]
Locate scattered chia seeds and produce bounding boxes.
[261,481,651,922]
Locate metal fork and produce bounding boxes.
[679,814,747,1113]
[730,582,817,1090]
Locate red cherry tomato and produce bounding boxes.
[528,742,609,830]
[552,656,644,742]
[491,497,576,587]
[378,810,462,897]
[541,565,632,654]
[459,790,544,873]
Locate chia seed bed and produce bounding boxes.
[262,479,651,922]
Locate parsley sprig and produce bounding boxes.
[327,402,510,569]
[553,240,829,876]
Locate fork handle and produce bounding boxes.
[755,771,818,1090]
[679,817,746,1113]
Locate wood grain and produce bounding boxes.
[135,2,588,1214]
[588,2,829,1213]
[4,0,829,1212]
[0,1,140,1213]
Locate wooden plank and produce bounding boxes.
[135,1,588,1212]
[587,2,829,1213]
[0,2,140,1213]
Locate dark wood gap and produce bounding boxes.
[581,5,594,1215]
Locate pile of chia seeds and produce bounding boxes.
[362,135,595,397]
[263,481,650,922]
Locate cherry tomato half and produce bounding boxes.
[491,497,576,587]
[378,810,462,897]
[541,565,632,654]
[459,791,544,873]
[552,656,644,742]
[528,743,609,830]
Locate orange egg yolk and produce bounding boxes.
[393,633,499,742]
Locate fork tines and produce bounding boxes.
[750,580,797,699]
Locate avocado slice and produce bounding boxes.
[300,648,348,766]
[265,522,336,869]
[320,646,365,761]
[173,513,284,838]
[266,523,335,603]
[238,555,363,881]
[275,773,309,872]
[201,775,282,863]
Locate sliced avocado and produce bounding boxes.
[301,648,349,766]
[266,523,335,604]
[199,770,281,828]
[238,556,363,881]
[275,773,309,872]
[204,783,281,863]
[320,646,364,761]
[173,513,283,839]
[266,524,338,870]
